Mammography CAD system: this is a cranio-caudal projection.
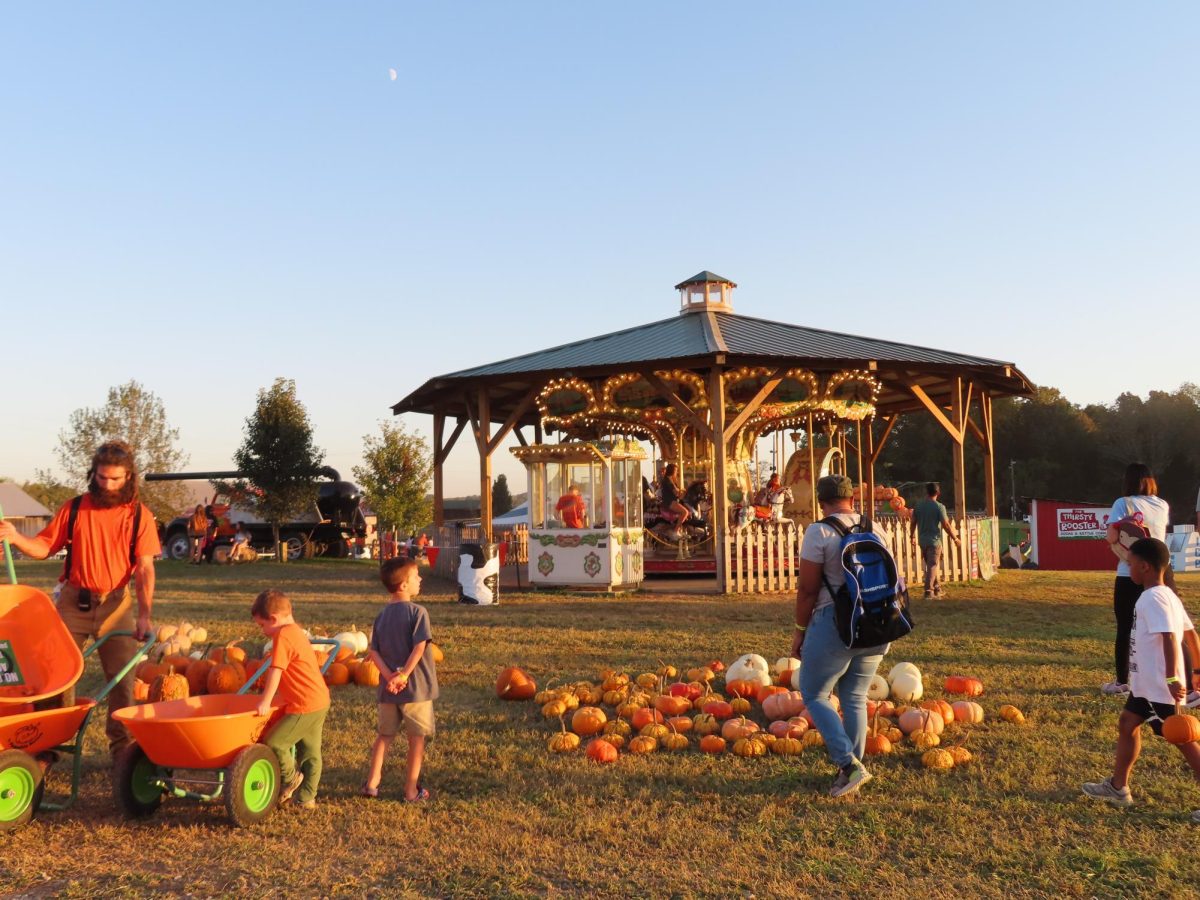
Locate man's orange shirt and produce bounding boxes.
[38,495,160,594]
[270,623,331,715]
[556,493,587,528]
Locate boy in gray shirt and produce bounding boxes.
[361,558,439,802]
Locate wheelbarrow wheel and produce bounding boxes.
[113,742,164,819]
[225,743,280,827]
[0,749,43,832]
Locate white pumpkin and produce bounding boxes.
[725,653,772,687]
[190,626,208,644]
[188,650,204,661]
[789,666,804,691]
[352,626,369,655]
[156,624,178,643]
[887,661,922,685]
[890,670,924,703]
[773,656,802,676]
[866,674,890,701]
[333,628,368,658]
[177,622,193,639]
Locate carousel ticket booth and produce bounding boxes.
[511,439,646,590]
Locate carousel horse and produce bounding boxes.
[646,479,712,542]
[736,486,795,530]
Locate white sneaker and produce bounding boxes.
[1186,691,1200,710]
[830,762,872,798]
[1081,778,1133,807]
[1100,681,1130,696]
[1191,809,1200,824]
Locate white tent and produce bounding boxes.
[491,501,529,532]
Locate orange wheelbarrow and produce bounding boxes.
[0,584,154,831]
[110,638,338,827]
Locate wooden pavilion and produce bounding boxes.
[392,272,1034,591]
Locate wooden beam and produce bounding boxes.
[436,417,468,466]
[981,391,996,517]
[723,368,785,444]
[643,371,713,442]
[964,417,987,448]
[868,414,898,465]
[478,387,493,543]
[905,381,963,443]
[433,411,445,528]
[708,367,729,593]
[949,376,967,517]
[487,384,542,454]
[513,426,528,448]
[866,417,876,519]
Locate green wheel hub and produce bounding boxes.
[242,758,277,813]
[129,757,162,806]
[0,766,36,822]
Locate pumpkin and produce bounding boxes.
[699,734,727,754]
[708,659,726,673]
[865,734,893,755]
[770,736,804,756]
[777,668,798,687]
[136,661,168,683]
[640,722,670,741]
[660,731,689,752]
[162,653,192,673]
[149,667,189,703]
[732,737,768,758]
[559,692,580,712]
[666,715,693,734]
[773,656,802,676]
[354,659,381,687]
[323,662,351,687]
[701,700,734,720]
[542,699,568,719]
[156,624,178,643]
[875,700,896,718]
[724,653,772,687]
[602,689,628,707]
[333,628,368,658]
[909,731,941,750]
[943,675,984,696]
[686,666,715,683]
[951,701,984,724]
[222,643,248,666]
[887,662,921,684]
[948,745,972,765]
[721,717,760,741]
[921,699,955,725]
[801,729,825,748]
[730,697,752,715]
[692,713,721,736]
[574,683,603,705]
[885,726,904,743]
[586,738,619,763]
[631,707,666,730]
[668,681,704,701]
[598,732,625,750]
[757,684,788,702]
[653,694,692,717]
[890,671,924,703]
[548,722,581,753]
[922,749,955,770]
[998,704,1026,724]
[496,667,537,701]
[628,735,658,755]
[866,674,890,701]
[602,672,630,691]
[750,731,776,747]
[571,706,608,736]
[132,678,150,702]
[430,642,444,664]
[617,699,644,720]
[762,690,806,722]
[189,627,208,644]
[603,718,632,738]
[1162,713,1200,745]
[184,658,216,695]
[636,672,660,690]
[898,708,944,736]
[724,679,761,700]
[207,662,244,694]
[657,662,678,679]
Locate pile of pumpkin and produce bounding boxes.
[495,653,1026,768]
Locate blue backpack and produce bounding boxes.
[820,516,913,649]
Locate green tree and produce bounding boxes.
[491,473,514,516]
[353,422,433,534]
[21,470,76,512]
[55,380,190,522]
[232,378,325,559]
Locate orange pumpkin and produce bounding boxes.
[724,679,760,700]
[631,707,666,730]
[586,738,619,763]
[768,718,808,740]
[699,735,727,754]
[136,661,168,683]
[323,662,351,686]
[666,715,693,734]
[354,658,381,687]
[865,733,893,755]
[762,690,806,721]
[1163,713,1200,745]
[921,699,955,725]
[757,685,788,703]
[701,700,734,720]
[495,666,537,701]
[721,716,760,741]
[943,675,985,697]
[653,694,692,717]
[132,678,150,702]
[206,662,244,695]
[692,713,721,736]
[571,706,608,736]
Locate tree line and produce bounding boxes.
[875,384,1200,522]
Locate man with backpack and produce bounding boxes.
[792,474,908,798]
[0,440,159,757]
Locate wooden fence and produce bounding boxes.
[724,515,999,595]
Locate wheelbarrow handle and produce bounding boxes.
[85,631,158,703]
[235,636,342,695]
[0,501,17,585]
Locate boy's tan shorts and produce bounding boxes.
[377,701,435,737]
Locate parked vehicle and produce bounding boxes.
[149,468,366,561]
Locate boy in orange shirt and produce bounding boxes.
[252,589,331,809]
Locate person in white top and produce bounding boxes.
[1100,463,1171,695]
[1082,538,1200,820]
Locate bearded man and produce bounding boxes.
[0,440,160,755]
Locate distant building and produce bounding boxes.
[0,483,53,538]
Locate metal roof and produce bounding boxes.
[675,270,736,288]
[0,483,53,518]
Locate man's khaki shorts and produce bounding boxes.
[377,701,435,737]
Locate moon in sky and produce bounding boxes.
[388,68,398,81]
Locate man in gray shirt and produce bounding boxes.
[912,482,960,599]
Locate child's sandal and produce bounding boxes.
[403,786,430,803]
[359,782,380,799]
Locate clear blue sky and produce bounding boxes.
[2,3,1197,498]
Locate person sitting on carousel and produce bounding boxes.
[754,473,783,507]
[659,463,691,539]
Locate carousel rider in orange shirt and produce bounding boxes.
[0,441,159,757]
[556,484,588,529]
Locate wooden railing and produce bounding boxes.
[725,523,801,594]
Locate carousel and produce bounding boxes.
[392,271,1033,591]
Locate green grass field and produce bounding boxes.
[3,560,1199,898]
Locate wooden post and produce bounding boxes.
[807,412,817,523]
[950,376,967,519]
[866,417,876,519]
[433,411,445,528]
[475,388,493,544]
[708,367,729,593]
[981,391,996,517]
